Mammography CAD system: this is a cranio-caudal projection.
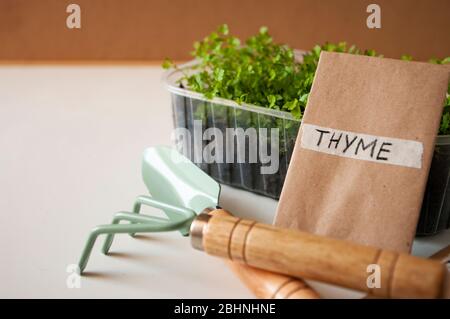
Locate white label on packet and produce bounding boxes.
[300,124,423,169]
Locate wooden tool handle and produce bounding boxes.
[225,261,320,299]
[209,209,319,299]
[191,211,446,298]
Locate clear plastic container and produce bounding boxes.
[164,61,450,236]
[417,135,450,235]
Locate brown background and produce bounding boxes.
[0,0,449,62]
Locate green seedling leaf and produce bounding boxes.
[164,25,450,136]
[162,58,174,69]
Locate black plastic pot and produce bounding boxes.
[165,62,450,236]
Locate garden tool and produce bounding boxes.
[79,146,319,299]
[79,146,447,298]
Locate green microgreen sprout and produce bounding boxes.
[163,24,450,135]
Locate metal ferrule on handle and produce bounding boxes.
[190,210,446,299]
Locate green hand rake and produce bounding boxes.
[78,146,219,272]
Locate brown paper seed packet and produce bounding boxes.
[274,52,449,252]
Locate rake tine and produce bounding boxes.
[102,211,170,255]
[130,195,195,237]
[78,213,193,274]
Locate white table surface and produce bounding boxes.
[0,65,448,298]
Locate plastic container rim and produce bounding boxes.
[163,55,303,121]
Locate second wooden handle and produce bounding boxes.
[191,211,446,298]
[209,209,319,299]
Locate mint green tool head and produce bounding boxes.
[142,146,221,214]
[78,146,221,273]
